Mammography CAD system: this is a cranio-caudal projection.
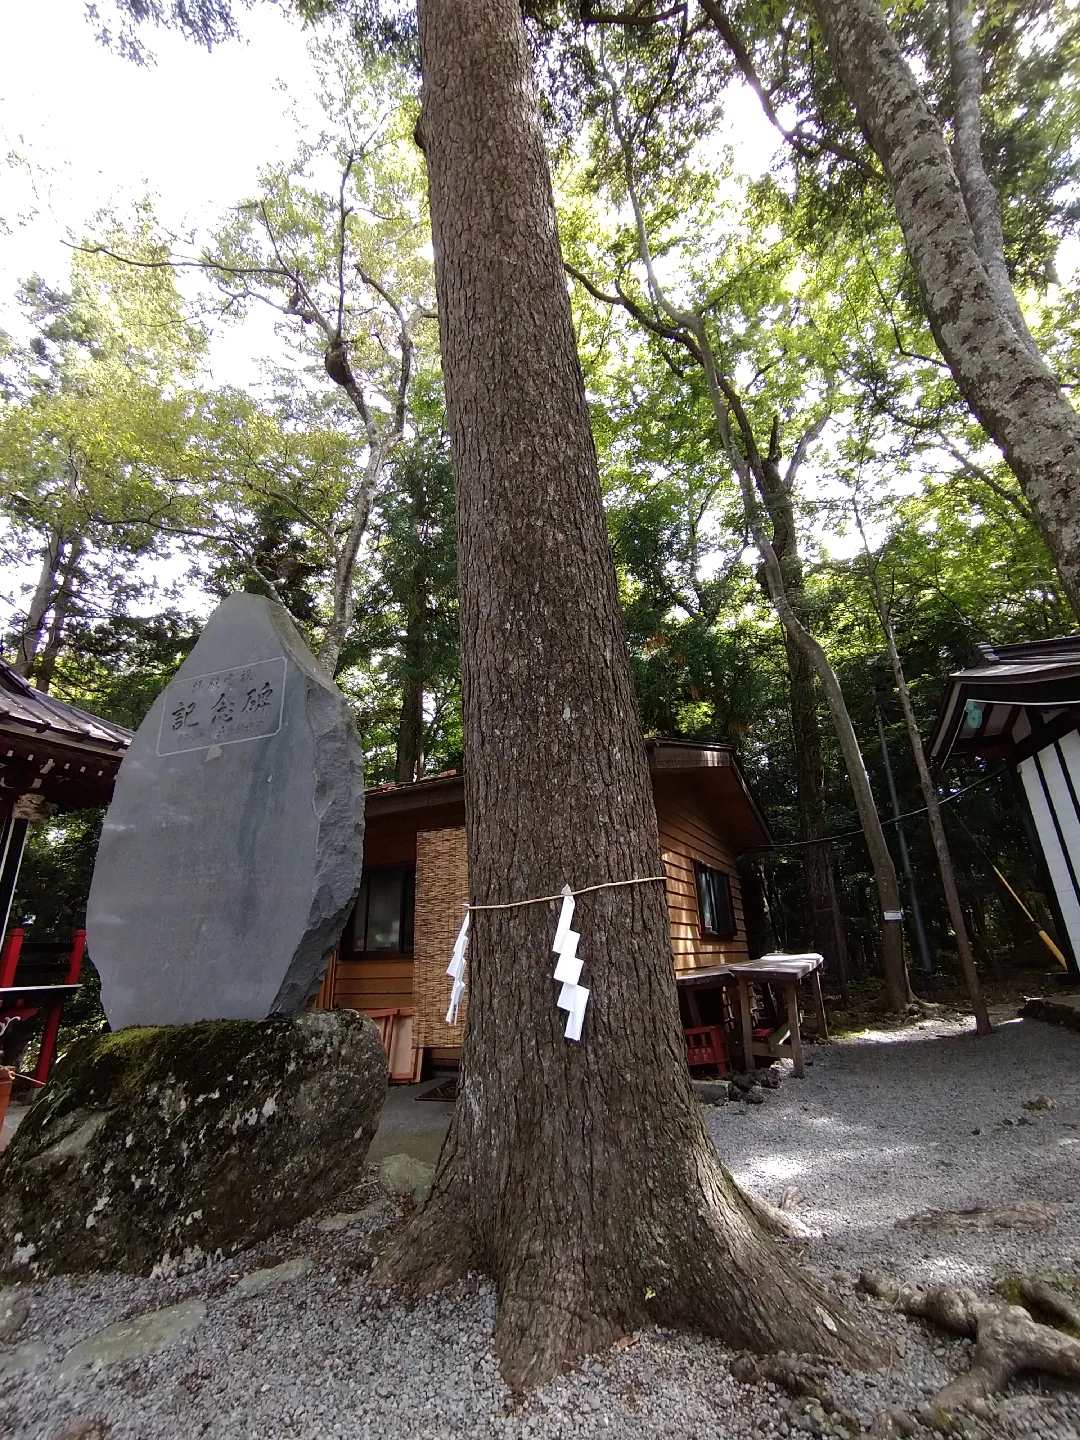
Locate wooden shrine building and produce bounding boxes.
[0,662,132,936]
[315,740,771,1075]
[928,636,1080,978]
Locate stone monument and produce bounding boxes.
[87,593,365,1028]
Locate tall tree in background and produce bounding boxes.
[89,45,437,674]
[569,0,1080,614]
[378,0,880,1386]
[806,0,1080,618]
[567,47,910,1009]
[0,235,205,692]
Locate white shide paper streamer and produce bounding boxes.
[445,909,470,1025]
[552,884,589,1042]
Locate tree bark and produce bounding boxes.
[378,0,884,1390]
[946,0,1038,358]
[14,529,66,679]
[34,534,84,695]
[812,0,1080,618]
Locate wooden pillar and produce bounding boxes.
[0,819,29,942]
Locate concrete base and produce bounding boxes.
[367,1079,455,1167]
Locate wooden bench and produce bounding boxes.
[676,952,827,1078]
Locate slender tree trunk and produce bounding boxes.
[787,636,851,1000]
[33,534,84,695]
[757,437,850,997]
[318,450,383,677]
[395,471,431,785]
[880,615,992,1034]
[689,339,911,1012]
[14,529,66,678]
[737,856,775,956]
[812,0,1080,617]
[394,674,425,784]
[379,0,883,1389]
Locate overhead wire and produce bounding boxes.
[745,764,1010,851]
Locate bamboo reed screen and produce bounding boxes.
[413,825,470,1048]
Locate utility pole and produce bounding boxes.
[875,704,934,976]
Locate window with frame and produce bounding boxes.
[351,866,415,954]
[695,862,737,940]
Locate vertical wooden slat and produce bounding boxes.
[413,826,470,1048]
[311,946,339,1010]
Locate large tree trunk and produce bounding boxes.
[813,0,1080,617]
[945,0,1033,353]
[379,0,883,1391]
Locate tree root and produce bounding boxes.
[730,1352,861,1430]
[730,1174,816,1241]
[1003,1275,1080,1332]
[373,1137,884,1391]
[858,1270,1080,1417]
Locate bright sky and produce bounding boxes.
[0,1,981,621]
[1,0,326,388]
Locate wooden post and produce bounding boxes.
[0,929,24,990]
[785,979,804,1077]
[32,929,85,1085]
[736,977,755,1073]
[811,969,829,1039]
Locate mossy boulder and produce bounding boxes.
[0,1010,386,1279]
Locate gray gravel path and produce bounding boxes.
[3,1008,1080,1440]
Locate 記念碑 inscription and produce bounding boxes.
[157,657,286,755]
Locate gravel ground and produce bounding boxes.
[3,1008,1080,1440]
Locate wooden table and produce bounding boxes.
[676,953,827,1078]
[726,954,826,1078]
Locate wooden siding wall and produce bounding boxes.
[413,825,470,1048]
[333,956,414,1013]
[655,780,750,973]
[329,780,750,1035]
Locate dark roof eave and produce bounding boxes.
[362,740,773,847]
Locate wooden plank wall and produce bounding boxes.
[333,956,414,1013]
[655,780,750,974]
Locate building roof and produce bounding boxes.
[927,637,1080,765]
[0,662,133,813]
[364,739,772,850]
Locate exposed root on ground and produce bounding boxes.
[374,1187,478,1296]
[1001,1274,1080,1331]
[729,1175,816,1240]
[858,1269,1080,1421]
[896,1200,1061,1231]
[730,1353,860,1430]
